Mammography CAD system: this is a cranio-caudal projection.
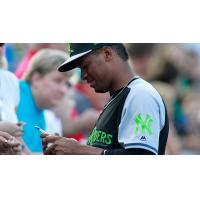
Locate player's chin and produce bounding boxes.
[94,86,108,93]
[94,87,103,93]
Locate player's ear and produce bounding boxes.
[102,47,113,62]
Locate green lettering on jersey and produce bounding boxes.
[105,134,112,145]
[87,127,113,146]
[100,131,107,143]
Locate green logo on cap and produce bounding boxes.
[67,43,74,54]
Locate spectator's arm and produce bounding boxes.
[62,109,99,136]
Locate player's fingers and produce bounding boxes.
[40,133,49,138]
[44,135,60,143]
[44,144,56,155]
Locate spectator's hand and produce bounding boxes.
[0,131,22,154]
[42,134,79,155]
[0,122,24,137]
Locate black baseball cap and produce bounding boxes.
[58,43,118,72]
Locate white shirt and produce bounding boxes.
[44,109,63,136]
[0,69,19,123]
[118,78,166,154]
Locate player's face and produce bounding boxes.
[78,49,112,93]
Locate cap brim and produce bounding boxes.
[58,50,92,72]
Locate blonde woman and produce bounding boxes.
[17,49,72,153]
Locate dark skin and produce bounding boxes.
[42,47,135,155]
[41,133,103,155]
[80,47,134,93]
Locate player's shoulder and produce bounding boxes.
[128,77,160,96]
[127,77,163,104]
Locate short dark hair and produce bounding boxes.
[91,43,129,61]
[111,44,129,61]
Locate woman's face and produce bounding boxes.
[32,70,69,109]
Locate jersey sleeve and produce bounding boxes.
[118,87,165,154]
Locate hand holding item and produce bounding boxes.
[0,121,25,137]
[41,134,79,155]
[0,131,22,154]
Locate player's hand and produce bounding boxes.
[42,135,79,155]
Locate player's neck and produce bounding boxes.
[110,62,135,93]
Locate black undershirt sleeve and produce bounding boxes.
[103,148,156,155]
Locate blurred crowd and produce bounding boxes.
[1,43,200,155]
